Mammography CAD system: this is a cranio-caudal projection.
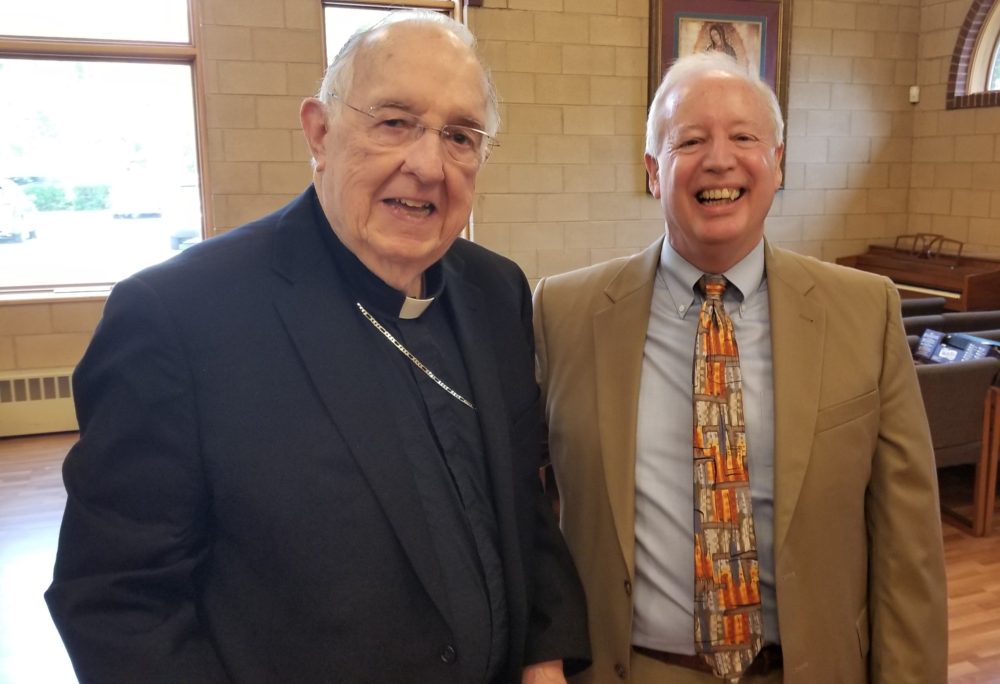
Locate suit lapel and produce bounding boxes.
[268,192,452,628]
[765,242,825,553]
[594,238,663,579]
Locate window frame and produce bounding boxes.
[320,0,473,12]
[947,0,1000,109]
[322,0,460,67]
[968,1,1000,93]
[0,0,210,299]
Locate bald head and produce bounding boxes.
[318,10,499,137]
[645,52,783,157]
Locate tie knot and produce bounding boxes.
[699,274,727,301]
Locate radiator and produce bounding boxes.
[0,369,78,437]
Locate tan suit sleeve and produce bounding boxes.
[867,281,948,683]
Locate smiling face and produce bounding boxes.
[644,71,783,273]
[300,23,488,296]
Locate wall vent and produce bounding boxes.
[0,368,78,437]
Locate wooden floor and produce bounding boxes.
[0,432,77,684]
[1,433,998,683]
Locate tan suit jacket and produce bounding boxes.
[534,237,948,684]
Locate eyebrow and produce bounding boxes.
[369,98,486,130]
[672,119,767,134]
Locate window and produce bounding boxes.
[991,40,1000,91]
[947,0,1000,108]
[322,1,460,63]
[0,0,205,294]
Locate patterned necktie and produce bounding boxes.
[692,274,763,681]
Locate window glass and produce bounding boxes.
[0,59,200,289]
[0,0,189,43]
[960,0,1000,97]
[325,7,394,59]
[991,38,1000,91]
[323,4,454,64]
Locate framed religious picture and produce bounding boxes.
[648,0,791,129]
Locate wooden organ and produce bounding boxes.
[836,234,1000,311]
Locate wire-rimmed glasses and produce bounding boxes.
[329,92,497,167]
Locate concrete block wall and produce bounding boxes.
[469,0,665,283]
[4,0,1000,377]
[0,301,103,374]
[469,0,968,274]
[725,0,919,264]
[201,0,322,234]
[912,0,1000,255]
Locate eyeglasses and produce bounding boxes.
[329,92,497,167]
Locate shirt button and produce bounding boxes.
[624,579,632,596]
[614,662,627,679]
[440,645,457,664]
[678,305,686,313]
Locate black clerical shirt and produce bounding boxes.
[320,223,508,683]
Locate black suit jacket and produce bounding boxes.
[46,188,590,683]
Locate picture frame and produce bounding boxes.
[648,0,791,135]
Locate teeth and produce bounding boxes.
[394,198,432,210]
[698,188,742,201]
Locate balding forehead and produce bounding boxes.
[357,24,483,85]
[334,17,498,135]
[664,73,765,121]
[362,22,474,63]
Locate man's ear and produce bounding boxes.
[772,143,784,190]
[300,98,329,171]
[644,153,661,198]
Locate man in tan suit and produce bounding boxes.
[533,52,947,683]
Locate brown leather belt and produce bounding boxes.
[633,644,783,676]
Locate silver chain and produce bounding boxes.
[356,302,476,410]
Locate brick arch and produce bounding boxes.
[947,0,1000,109]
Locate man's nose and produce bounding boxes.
[702,137,736,171]
[401,129,447,183]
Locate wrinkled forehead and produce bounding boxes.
[352,23,489,109]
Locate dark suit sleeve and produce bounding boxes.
[513,272,592,675]
[44,277,229,683]
[523,487,592,675]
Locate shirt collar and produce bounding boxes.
[658,238,766,311]
[317,213,444,321]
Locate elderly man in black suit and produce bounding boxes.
[45,11,589,684]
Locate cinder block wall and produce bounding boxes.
[0,302,103,373]
[2,0,999,376]
[469,0,665,282]
[201,0,319,233]
[469,0,924,277]
[910,0,1000,253]
[774,0,920,262]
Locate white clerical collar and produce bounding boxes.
[399,296,435,319]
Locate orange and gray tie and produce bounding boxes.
[692,274,763,681]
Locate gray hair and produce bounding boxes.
[644,51,784,156]
[317,9,500,137]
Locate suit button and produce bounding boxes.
[614,662,627,679]
[624,579,632,596]
[440,645,457,664]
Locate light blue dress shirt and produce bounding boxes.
[631,238,778,654]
